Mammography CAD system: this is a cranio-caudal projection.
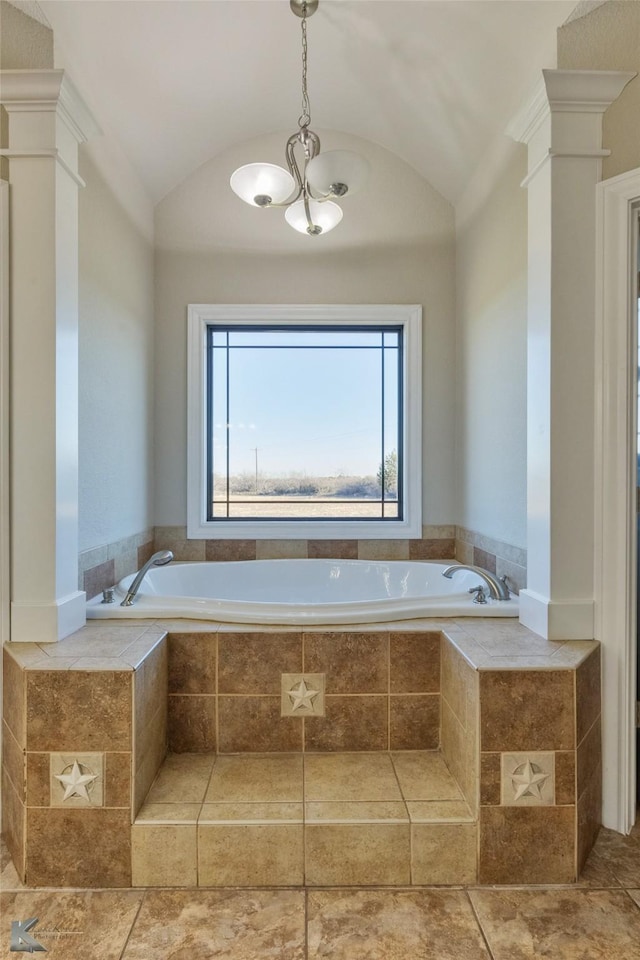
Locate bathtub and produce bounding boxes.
[86,559,519,625]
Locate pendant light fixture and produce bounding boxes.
[230,0,369,236]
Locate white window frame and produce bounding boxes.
[187,304,422,540]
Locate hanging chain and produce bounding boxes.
[298,4,311,130]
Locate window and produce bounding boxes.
[187,305,422,539]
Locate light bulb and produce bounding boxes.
[230,163,296,207]
[284,198,343,235]
[306,150,370,198]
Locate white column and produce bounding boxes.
[1,70,99,641]
[508,69,635,640]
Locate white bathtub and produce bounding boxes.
[86,559,519,625]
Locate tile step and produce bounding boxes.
[132,750,478,886]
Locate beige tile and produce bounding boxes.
[392,751,463,801]
[305,801,409,823]
[146,752,215,803]
[412,822,477,883]
[555,750,576,805]
[1,768,24,882]
[218,632,302,694]
[479,670,575,752]
[304,632,388,694]
[307,889,491,960]
[578,762,602,873]
[576,647,601,745]
[120,889,305,959]
[304,753,402,801]
[198,821,304,885]
[26,808,131,887]
[255,540,308,559]
[389,694,440,750]
[305,822,410,885]
[200,802,303,823]
[3,721,25,802]
[409,538,455,560]
[480,752,501,805]
[104,752,132,808]
[26,670,132,752]
[131,823,197,886]
[628,890,640,908]
[167,694,216,752]
[218,696,303,752]
[479,805,575,884]
[357,540,410,560]
[205,754,303,802]
[135,802,201,823]
[0,889,143,959]
[308,539,358,559]
[168,633,216,694]
[470,889,640,960]
[205,539,256,561]
[3,648,25,746]
[303,695,388,752]
[389,632,440,693]
[406,800,474,822]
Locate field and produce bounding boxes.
[212,474,398,518]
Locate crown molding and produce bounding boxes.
[506,77,549,145]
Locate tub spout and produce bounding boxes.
[120,550,173,606]
[442,564,510,601]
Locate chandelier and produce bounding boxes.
[230,0,369,236]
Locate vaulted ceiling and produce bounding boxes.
[35,0,580,205]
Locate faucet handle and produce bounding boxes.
[468,584,488,604]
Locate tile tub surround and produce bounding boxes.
[153,524,458,563]
[2,618,600,887]
[1,623,168,886]
[79,529,155,599]
[455,527,527,594]
[167,629,442,754]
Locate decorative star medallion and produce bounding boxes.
[510,760,550,802]
[288,678,320,712]
[54,760,99,802]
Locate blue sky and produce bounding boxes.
[211,333,399,477]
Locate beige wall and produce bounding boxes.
[455,143,528,552]
[154,133,456,528]
[78,150,155,552]
[558,0,640,179]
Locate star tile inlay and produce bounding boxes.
[50,752,104,807]
[55,760,98,801]
[280,673,325,717]
[510,760,550,801]
[500,752,555,806]
[288,678,320,711]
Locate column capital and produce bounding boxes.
[1,68,100,145]
[507,69,636,146]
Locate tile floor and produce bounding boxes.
[1,824,640,959]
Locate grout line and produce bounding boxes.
[464,888,497,960]
[116,889,146,960]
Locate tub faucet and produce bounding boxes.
[442,564,510,601]
[120,550,173,606]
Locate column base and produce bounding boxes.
[11,590,87,643]
[519,589,594,640]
